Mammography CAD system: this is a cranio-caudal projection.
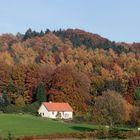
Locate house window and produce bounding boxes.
[52,112,54,115]
[64,113,69,118]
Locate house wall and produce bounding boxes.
[63,111,73,119]
[38,104,73,119]
[38,104,50,117]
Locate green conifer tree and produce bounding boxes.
[36,82,46,104]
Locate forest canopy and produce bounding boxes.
[0,28,140,125]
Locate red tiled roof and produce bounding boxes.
[43,102,73,112]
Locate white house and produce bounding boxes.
[38,102,73,119]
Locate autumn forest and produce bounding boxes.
[0,28,140,126]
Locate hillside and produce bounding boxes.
[0,28,140,125]
[0,28,137,66]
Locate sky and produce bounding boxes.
[0,0,140,43]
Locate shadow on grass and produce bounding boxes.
[70,126,96,132]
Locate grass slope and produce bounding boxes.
[0,114,96,137]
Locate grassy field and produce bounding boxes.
[0,114,97,137]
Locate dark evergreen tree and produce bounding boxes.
[51,45,59,53]
[104,79,125,94]
[32,30,39,37]
[36,82,46,104]
[0,96,5,111]
[23,28,33,40]
[45,29,50,34]
[16,32,24,41]
[134,88,140,105]
[1,87,10,106]
[39,30,45,36]
[8,80,15,93]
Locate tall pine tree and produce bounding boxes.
[36,82,46,104]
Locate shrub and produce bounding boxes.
[22,136,34,140]
[108,127,134,139]
[96,128,109,139]
[4,105,22,113]
[3,102,39,115]
[22,102,39,115]
[109,127,119,138]
[7,131,15,140]
[117,131,129,139]
[94,90,129,126]
[15,96,25,108]
[129,107,140,127]
[21,130,140,139]
[73,115,86,123]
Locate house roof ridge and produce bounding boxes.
[43,102,73,112]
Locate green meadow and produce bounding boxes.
[0,114,96,137]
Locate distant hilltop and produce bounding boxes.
[0,28,139,55]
